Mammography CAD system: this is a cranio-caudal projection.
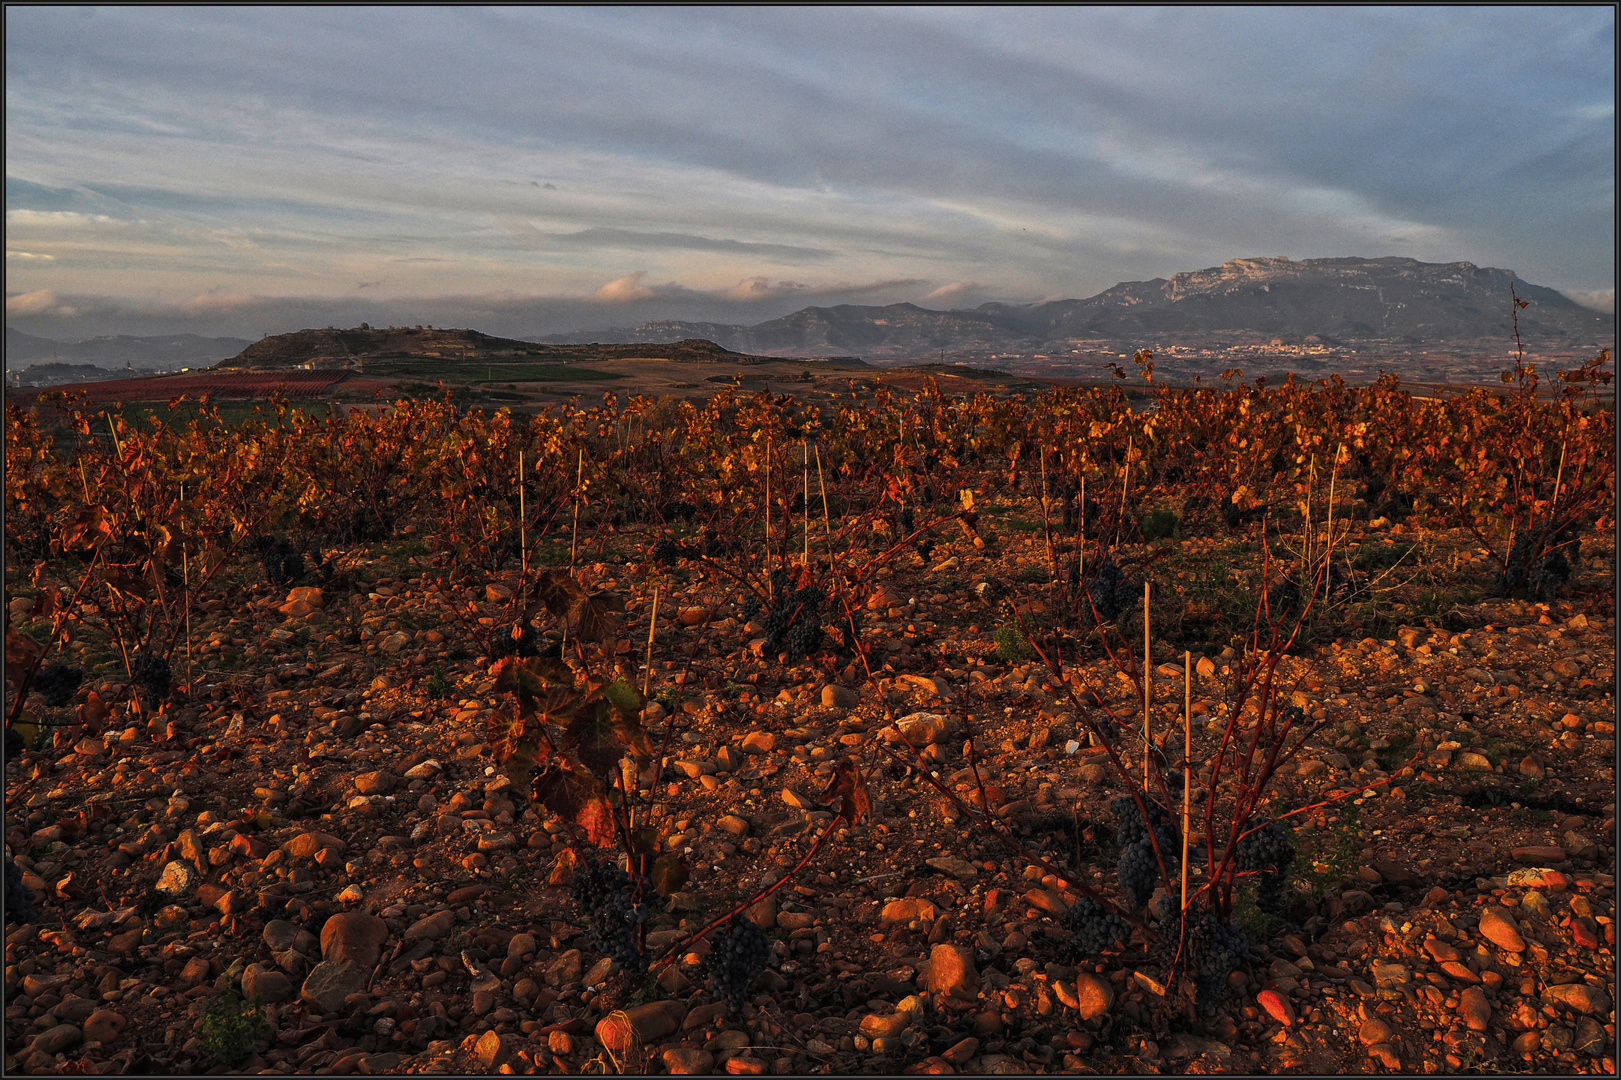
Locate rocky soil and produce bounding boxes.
[4,523,1615,1076]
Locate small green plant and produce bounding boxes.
[991,619,1035,663]
[1138,508,1181,542]
[425,664,450,700]
[198,989,269,1068]
[1296,802,1362,899]
[1011,563,1049,584]
[1353,541,1413,573]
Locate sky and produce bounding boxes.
[5,6,1615,342]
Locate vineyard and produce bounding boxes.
[3,353,1615,1076]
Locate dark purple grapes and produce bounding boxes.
[568,859,652,975]
[132,653,171,708]
[650,538,684,567]
[701,915,770,1012]
[5,855,36,925]
[1237,821,1295,915]
[1185,912,1248,1010]
[1057,895,1130,960]
[33,664,84,708]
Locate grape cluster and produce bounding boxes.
[253,535,306,585]
[33,664,84,708]
[132,653,171,708]
[757,573,826,663]
[650,538,684,567]
[739,593,763,622]
[1185,911,1249,1010]
[569,859,652,975]
[701,915,771,1012]
[1494,525,1580,601]
[1237,821,1295,915]
[660,500,697,522]
[1056,895,1130,961]
[1112,795,1178,909]
[5,855,37,925]
[489,621,540,659]
[1083,559,1134,622]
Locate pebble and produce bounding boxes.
[1257,989,1295,1026]
[301,959,369,1013]
[1071,971,1115,1021]
[1544,982,1611,1015]
[859,1012,911,1038]
[155,860,195,896]
[1367,1042,1401,1069]
[82,1009,126,1044]
[1358,1019,1393,1046]
[597,1000,687,1051]
[475,1030,509,1070]
[821,685,859,709]
[321,911,390,968]
[404,909,456,941]
[242,962,295,1004]
[665,1048,716,1075]
[1477,907,1526,952]
[1458,985,1491,1031]
[31,1024,83,1055]
[925,943,978,1002]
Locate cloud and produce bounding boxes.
[2,8,1611,329]
[178,288,262,313]
[923,280,978,305]
[1563,287,1615,313]
[6,251,56,261]
[591,272,659,303]
[724,277,806,301]
[541,227,833,261]
[6,289,61,314]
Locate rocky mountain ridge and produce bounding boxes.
[531,257,1614,358]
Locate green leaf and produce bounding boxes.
[604,677,643,718]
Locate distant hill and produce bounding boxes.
[532,257,1613,356]
[216,325,792,370]
[977,257,1612,343]
[5,328,253,368]
[531,303,1037,357]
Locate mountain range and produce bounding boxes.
[5,328,253,369]
[530,257,1614,358]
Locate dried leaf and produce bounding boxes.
[76,691,109,729]
[531,765,616,847]
[818,758,871,826]
[651,855,689,898]
[62,505,113,552]
[5,629,44,693]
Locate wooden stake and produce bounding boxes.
[519,450,527,575]
[815,445,832,556]
[1181,649,1191,912]
[1121,437,1132,543]
[644,584,660,698]
[569,449,583,570]
[1078,474,1085,583]
[1143,580,1151,788]
[803,439,810,567]
[182,483,192,690]
[765,438,771,570]
[1551,437,1568,516]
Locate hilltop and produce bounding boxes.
[217,326,791,370]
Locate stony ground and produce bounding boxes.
[4,519,1615,1076]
